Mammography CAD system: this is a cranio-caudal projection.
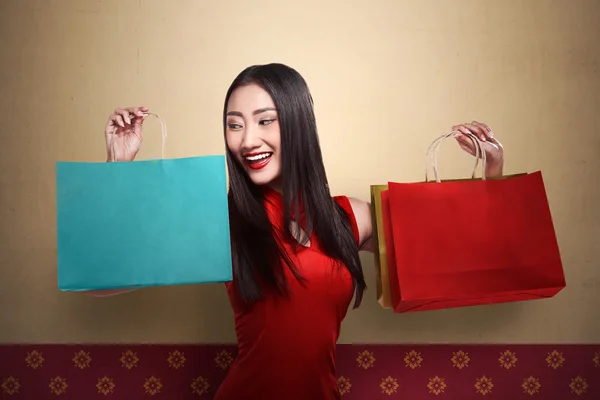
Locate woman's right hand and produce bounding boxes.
[105,106,149,162]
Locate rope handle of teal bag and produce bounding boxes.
[424,131,486,183]
[110,112,168,162]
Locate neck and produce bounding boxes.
[266,178,283,194]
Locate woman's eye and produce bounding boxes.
[259,119,275,126]
[228,123,242,129]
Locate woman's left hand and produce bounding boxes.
[452,121,504,178]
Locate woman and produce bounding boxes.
[91,63,505,399]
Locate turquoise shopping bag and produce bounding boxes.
[55,114,232,291]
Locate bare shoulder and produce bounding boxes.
[347,197,374,252]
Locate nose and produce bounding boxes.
[240,125,262,152]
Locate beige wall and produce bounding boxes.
[1,0,599,344]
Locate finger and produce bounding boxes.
[456,137,476,156]
[472,121,493,139]
[464,123,487,142]
[125,106,149,118]
[473,121,493,136]
[132,117,146,136]
[131,113,148,129]
[473,121,503,148]
[486,135,502,148]
[105,114,117,134]
[454,132,474,150]
[110,114,125,128]
[452,124,474,139]
[456,131,488,159]
[114,109,132,125]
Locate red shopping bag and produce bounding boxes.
[384,132,566,313]
[380,190,401,307]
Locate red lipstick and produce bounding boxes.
[244,152,272,170]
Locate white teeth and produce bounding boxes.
[245,153,271,161]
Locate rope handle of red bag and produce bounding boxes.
[425,131,486,183]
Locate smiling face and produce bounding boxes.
[225,83,282,189]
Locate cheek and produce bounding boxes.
[266,125,282,150]
[225,134,242,157]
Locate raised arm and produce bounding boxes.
[80,106,151,297]
[346,121,504,255]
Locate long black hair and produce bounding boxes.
[223,63,366,309]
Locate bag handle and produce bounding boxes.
[110,112,167,162]
[424,130,487,183]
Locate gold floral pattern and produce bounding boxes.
[451,350,470,369]
[72,350,91,369]
[25,350,44,369]
[215,350,234,370]
[498,350,518,370]
[0,345,598,398]
[191,376,210,396]
[337,376,351,396]
[522,376,541,395]
[569,376,588,396]
[546,350,565,369]
[167,350,186,369]
[120,350,139,369]
[474,376,493,396]
[144,376,162,396]
[1,376,20,395]
[380,376,399,395]
[356,350,375,369]
[427,376,446,395]
[404,350,423,369]
[49,376,68,395]
[96,376,115,395]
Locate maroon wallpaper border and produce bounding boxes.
[1,344,599,399]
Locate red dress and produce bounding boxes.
[213,187,359,400]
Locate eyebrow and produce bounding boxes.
[226,107,277,117]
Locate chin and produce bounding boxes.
[238,156,281,188]
[247,171,279,187]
